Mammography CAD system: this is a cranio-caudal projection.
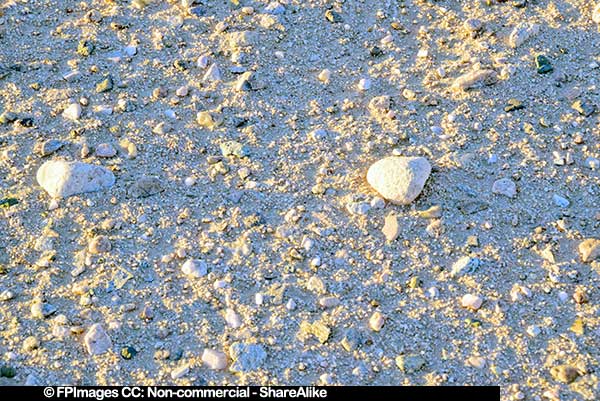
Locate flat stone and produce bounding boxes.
[578,238,600,263]
[367,156,431,205]
[96,75,113,93]
[83,324,112,355]
[30,301,57,319]
[220,141,249,158]
[461,294,483,310]
[128,176,163,198]
[170,365,190,379]
[36,160,115,198]
[95,143,116,158]
[229,343,267,373]
[62,103,82,120]
[572,100,596,117]
[37,140,65,157]
[492,178,516,198]
[396,354,426,374]
[202,349,227,370]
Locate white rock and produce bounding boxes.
[558,291,569,302]
[176,86,189,97]
[203,64,221,82]
[62,103,82,120]
[197,54,210,69]
[585,157,600,169]
[369,311,385,331]
[202,349,227,370]
[492,178,516,198]
[184,176,196,186]
[367,156,431,205]
[170,365,189,380]
[427,287,439,298]
[181,259,208,278]
[83,324,112,355]
[461,294,483,310]
[346,201,371,215]
[224,308,242,328]
[36,160,115,199]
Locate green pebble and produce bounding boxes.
[120,346,137,360]
[0,366,16,378]
[535,55,553,74]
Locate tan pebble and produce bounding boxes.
[88,235,111,254]
[573,289,589,304]
[578,238,600,262]
[382,214,400,242]
[318,69,331,83]
[550,365,580,384]
[369,311,385,331]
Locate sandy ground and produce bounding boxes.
[0,0,600,399]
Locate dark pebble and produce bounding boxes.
[325,10,343,23]
[120,346,137,360]
[370,46,383,57]
[0,198,18,208]
[0,366,16,378]
[535,55,553,74]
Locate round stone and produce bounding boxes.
[367,156,431,205]
[88,235,111,254]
